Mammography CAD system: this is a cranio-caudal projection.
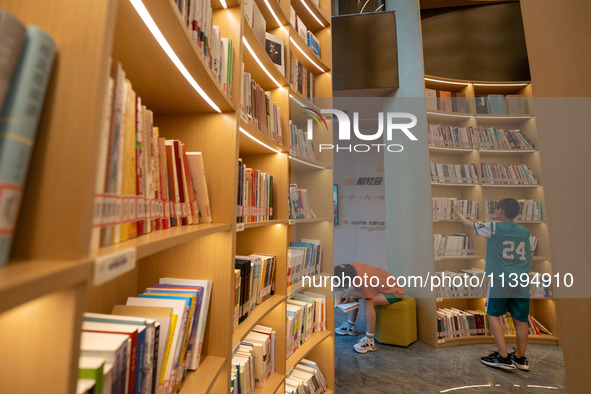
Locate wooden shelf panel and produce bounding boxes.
[254,0,289,30]
[290,0,330,32]
[479,149,536,154]
[94,223,232,260]
[233,294,286,347]
[428,146,476,153]
[289,154,329,171]
[434,256,485,261]
[255,372,285,394]
[289,87,320,111]
[431,183,479,187]
[239,118,289,154]
[241,219,290,230]
[426,111,474,121]
[481,184,540,188]
[286,330,332,372]
[242,19,289,90]
[112,0,234,114]
[288,26,329,74]
[437,334,558,347]
[0,260,92,314]
[475,115,535,125]
[179,354,226,394]
[290,217,332,224]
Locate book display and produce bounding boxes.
[424,75,557,347]
[0,0,334,393]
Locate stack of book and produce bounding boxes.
[430,162,478,184]
[0,11,56,266]
[477,127,534,150]
[285,359,328,394]
[234,254,277,329]
[78,277,212,394]
[231,325,276,393]
[433,233,474,256]
[290,121,315,160]
[433,269,486,298]
[480,163,538,185]
[289,184,314,219]
[286,293,327,358]
[289,50,315,99]
[484,199,543,221]
[176,0,233,97]
[240,69,283,144]
[236,159,274,223]
[425,88,468,113]
[428,124,476,148]
[92,61,213,249]
[432,198,478,220]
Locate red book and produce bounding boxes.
[181,144,200,224]
[158,138,170,229]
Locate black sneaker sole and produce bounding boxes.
[481,359,516,370]
[512,361,530,371]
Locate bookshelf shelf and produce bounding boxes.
[0,260,91,314]
[94,223,232,260]
[290,0,331,32]
[242,219,290,230]
[242,20,289,90]
[286,330,333,372]
[254,0,289,30]
[113,0,235,114]
[179,354,226,394]
[239,118,289,154]
[423,75,556,349]
[289,154,329,170]
[437,334,558,347]
[288,26,330,74]
[291,217,331,224]
[255,372,285,394]
[233,294,286,347]
[289,88,320,111]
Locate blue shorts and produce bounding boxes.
[485,297,530,322]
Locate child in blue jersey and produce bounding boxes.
[454,198,531,371]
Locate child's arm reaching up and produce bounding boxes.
[453,202,474,229]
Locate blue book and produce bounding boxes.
[487,94,506,114]
[307,31,320,57]
[0,26,55,265]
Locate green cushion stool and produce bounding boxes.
[374,297,417,347]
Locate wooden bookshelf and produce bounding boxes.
[0,0,334,393]
[424,75,557,348]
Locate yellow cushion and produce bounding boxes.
[374,297,417,347]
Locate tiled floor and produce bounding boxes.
[334,307,567,394]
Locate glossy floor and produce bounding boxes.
[334,308,567,393]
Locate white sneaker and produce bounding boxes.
[354,336,377,354]
[335,322,358,336]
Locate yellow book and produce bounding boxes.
[160,314,178,384]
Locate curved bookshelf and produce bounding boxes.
[179,354,226,394]
[438,334,559,347]
[232,294,286,348]
[286,330,333,372]
[239,118,289,154]
[288,26,330,74]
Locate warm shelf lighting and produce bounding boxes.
[289,155,326,169]
[289,94,306,109]
[239,127,281,153]
[289,37,325,73]
[264,0,284,27]
[426,111,473,119]
[476,115,533,119]
[242,37,284,88]
[129,0,221,113]
[300,0,325,27]
[220,0,228,8]
[473,82,529,87]
[424,77,470,86]
[440,384,492,393]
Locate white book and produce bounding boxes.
[244,0,254,26]
[80,332,131,394]
[252,2,266,47]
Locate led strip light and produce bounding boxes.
[424,77,470,86]
[473,82,529,87]
[264,0,284,27]
[220,0,227,8]
[300,0,325,27]
[289,155,325,169]
[239,127,281,153]
[426,111,472,119]
[289,37,324,73]
[129,0,221,113]
[243,37,284,88]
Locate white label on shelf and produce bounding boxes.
[436,298,443,303]
[433,218,439,223]
[288,219,296,225]
[438,339,445,344]
[434,257,441,262]
[93,247,137,286]
[236,223,245,232]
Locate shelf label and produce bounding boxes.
[436,298,443,303]
[438,339,445,344]
[434,257,441,262]
[93,247,137,286]
[288,219,296,225]
[236,223,245,232]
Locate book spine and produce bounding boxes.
[0,10,26,110]
[0,26,56,265]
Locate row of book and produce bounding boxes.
[475,94,529,115]
[231,325,276,393]
[93,62,212,249]
[175,0,233,97]
[430,162,478,184]
[433,233,474,256]
[290,121,316,160]
[285,359,328,394]
[287,239,323,287]
[287,294,327,358]
[432,198,478,220]
[236,159,274,223]
[289,50,316,100]
[289,6,321,57]
[0,11,56,266]
[289,184,314,219]
[434,269,486,298]
[428,124,477,149]
[480,163,538,185]
[425,89,469,113]
[234,254,277,329]
[484,199,543,221]
[78,277,212,394]
[240,69,283,144]
[478,127,535,150]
